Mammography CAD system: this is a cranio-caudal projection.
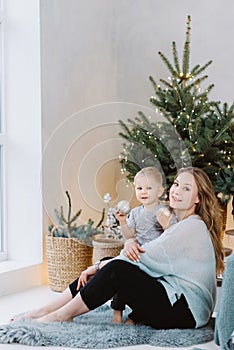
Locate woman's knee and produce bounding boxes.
[69,277,79,298]
[105,259,128,269]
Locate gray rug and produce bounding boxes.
[0,305,214,348]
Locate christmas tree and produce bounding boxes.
[119,15,234,205]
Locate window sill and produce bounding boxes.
[0,260,45,296]
[0,260,40,273]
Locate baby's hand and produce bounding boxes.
[115,210,127,224]
[157,207,173,230]
[115,201,131,224]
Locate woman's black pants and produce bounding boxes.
[69,259,196,329]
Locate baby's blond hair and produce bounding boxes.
[134,167,163,185]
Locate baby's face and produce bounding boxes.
[134,174,164,207]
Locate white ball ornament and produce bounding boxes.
[159,206,171,217]
[116,200,131,215]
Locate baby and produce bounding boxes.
[112,166,175,323]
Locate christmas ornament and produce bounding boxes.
[159,206,171,217]
[116,200,131,215]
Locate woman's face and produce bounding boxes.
[169,171,199,212]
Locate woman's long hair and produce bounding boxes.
[176,167,224,274]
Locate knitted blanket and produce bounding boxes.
[215,253,234,350]
[0,305,214,348]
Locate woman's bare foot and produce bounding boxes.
[10,307,51,322]
[35,310,74,323]
[112,310,123,324]
[125,317,135,325]
[10,288,75,323]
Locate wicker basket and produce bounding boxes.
[46,233,93,292]
[92,236,124,263]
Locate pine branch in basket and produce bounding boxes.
[48,191,105,246]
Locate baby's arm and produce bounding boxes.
[115,210,135,239]
[115,210,144,262]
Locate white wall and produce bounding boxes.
[40,0,234,228]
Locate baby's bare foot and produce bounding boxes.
[112,310,123,324]
[125,317,135,325]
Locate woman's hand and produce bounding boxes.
[77,265,96,290]
[124,239,145,262]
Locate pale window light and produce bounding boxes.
[0,1,7,260]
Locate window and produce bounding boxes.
[0,0,42,271]
[0,146,4,257]
[0,0,6,260]
[0,0,43,296]
[0,147,4,257]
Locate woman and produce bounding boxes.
[14,167,224,329]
